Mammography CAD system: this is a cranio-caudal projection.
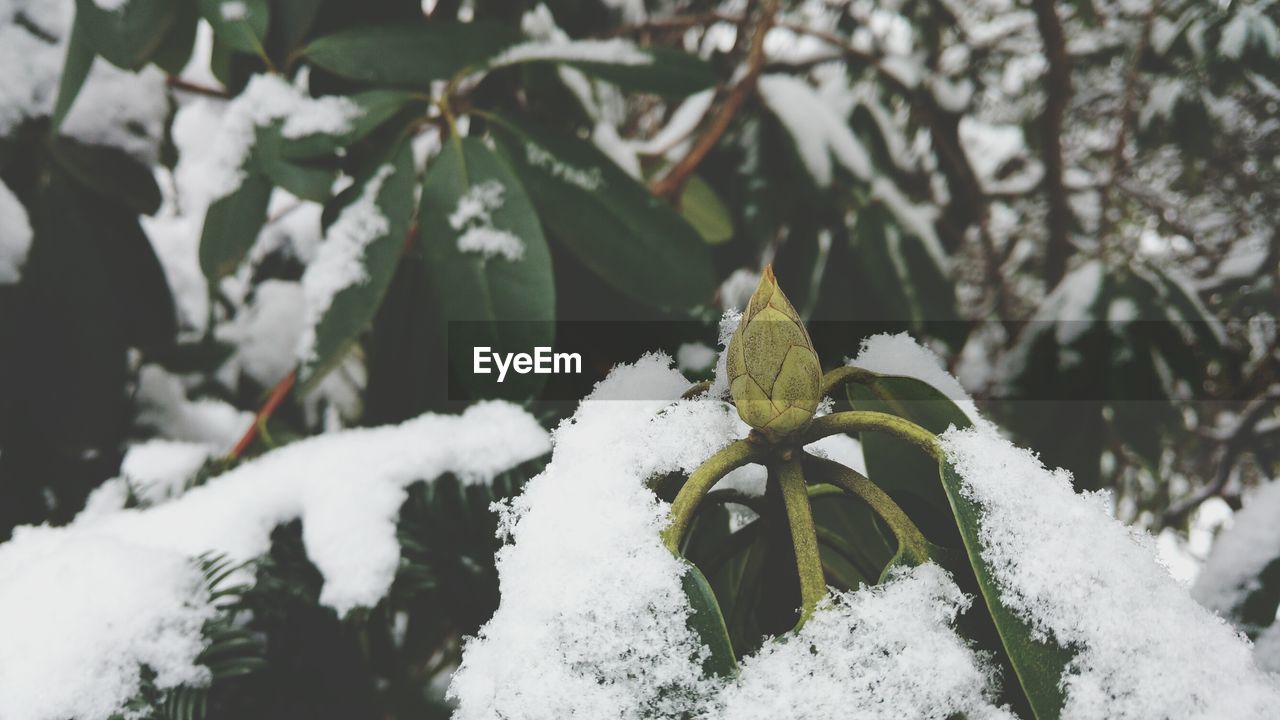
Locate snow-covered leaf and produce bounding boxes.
[491,40,714,97]
[420,136,554,401]
[297,141,415,388]
[492,118,716,312]
[277,89,421,159]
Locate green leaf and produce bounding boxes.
[420,137,554,401]
[267,0,324,58]
[939,460,1073,720]
[498,44,715,97]
[152,0,201,74]
[301,23,518,87]
[679,174,733,244]
[75,0,178,70]
[844,372,971,547]
[50,13,96,133]
[681,561,738,678]
[299,141,415,388]
[199,0,270,55]
[253,124,337,202]
[199,172,273,282]
[491,118,716,312]
[278,90,422,159]
[47,137,162,215]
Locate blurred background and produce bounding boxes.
[0,0,1276,716]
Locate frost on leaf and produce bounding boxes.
[449,355,1009,719]
[941,424,1280,719]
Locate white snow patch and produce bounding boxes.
[297,164,395,363]
[942,425,1280,719]
[216,279,306,387]
[1192,480,1280,622]
[135,366,253,452]
[92,0,128,9]
[449,180,525,261]
[491,39,652,68]
[635,89,713,156]
[676,342,717,373]
[849,332,982,424]
[220,0,247,21]
[525,141,604,190]
[758,74,873,186]
[0,178,32,284]
[713,564,1013,720]
[1255,623,1280,674]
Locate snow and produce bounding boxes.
[709,309,741,398]
[135,365,253,452]
[525,141,604,190]
[1192,480,1280,623]
[0,178,32,284]
[1219,11,1250,60]
[194,74,361,203]
[450,356,1009,718]
[942,425,1280,719]
[297,164,395,364]
[490,39,652,68]
[0,530,214,720]
[757,74,872,187]
[713,564,1013,720]
[220,0,247,21]
[634,89,713,156]
[216,279,306,387]
[1042,260,1105,346]
[718,269,760,312]
[676,342,716,373]
[1256,624,1280,674]
[449,180,525,261]
[92,0,128,9]
[848,332,982,424]
[871,176,945,267]
[0,402,546,720]
[1140,77,1183,128]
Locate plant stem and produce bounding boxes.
[818,366,876,397]
[778,457,825,626]
[803,452,930,566]
[804,411,942,461]
[662,440,763,553]
[226,371,296,461]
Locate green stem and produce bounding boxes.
[803,452,931,566]
[662,440,763,553]
[804,411,942,461]
[778,457,825,626]
[819,365,876,397]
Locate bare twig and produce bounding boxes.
[167,76,230,99]
[1031,0,1074,286]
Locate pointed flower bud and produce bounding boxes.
[725,266,821,441]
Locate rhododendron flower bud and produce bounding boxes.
[725,266,821,441]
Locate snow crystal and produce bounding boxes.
[0,530,213,720]
[942,425,1280,719]
[712,564,1012,720]
[491,39,652,68]
[848,332,982,424]
[297,165,395,363]
[676,342,717,373]
[0,178,32,284]
[1192,480,1280,622]
[449,180,525,261]
[758,74,872,187]
[525,141,604,190]
[0,402,545,720]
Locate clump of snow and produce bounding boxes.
[942,424,1280,719]
[449,180,525,261]
[135,365,254,453]
[676,342,716,373]
[92,0,128,9]
[297,165,395,363]
[1255,623,1280,674]
[81,440,215,518]
[451,355,1008,718]
[0,178,32,284]
[1192,480,1280,623]
[194,74,361,203]
[712,564,1012,720]
[757,74,872,187]
[217,279,306,387]
[525,141,604,190]
[0,529,214,720]
[491,39,652,68]
[62,62,169,162]
[848,332,983,424]
[634,89,713,157]
[220,0,248,21]
[718,269,760,312]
